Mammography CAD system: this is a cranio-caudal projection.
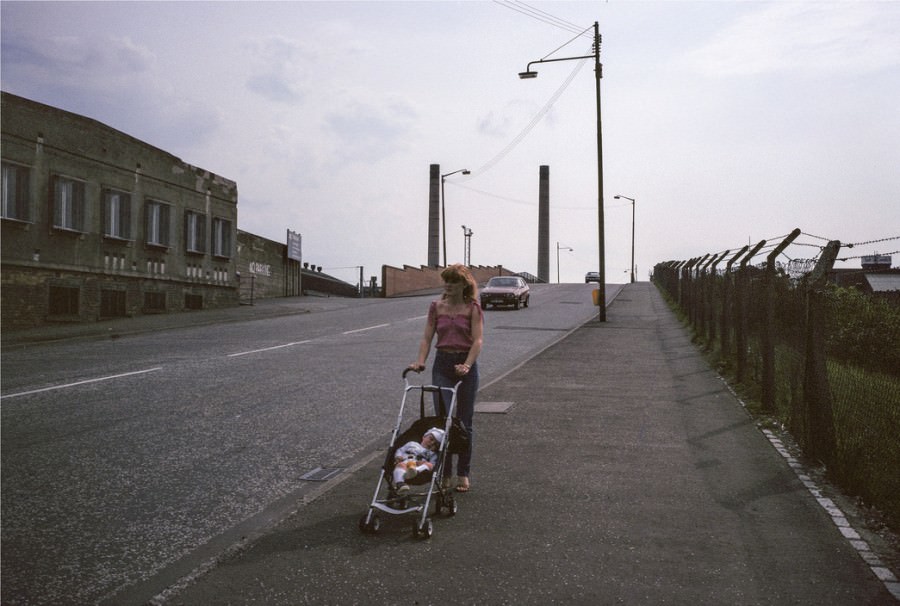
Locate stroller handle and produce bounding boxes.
[403,365,425,378]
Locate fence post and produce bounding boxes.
[691,255,710,329]
[680,257,698,312]
[761,228,801,413]
[722,246,749,361]
[699,254,719,341]
[708,251,729,346]
[803,240,840,462]
[736,240,767,384]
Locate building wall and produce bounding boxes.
[1,92,239,328]
[235,230,301,302]
[381,264,515,297]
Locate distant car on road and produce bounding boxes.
[585,271,601,284]
[480,276,530,310]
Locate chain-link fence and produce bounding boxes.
[653,231,900,531]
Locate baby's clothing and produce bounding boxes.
[393,440,438,486]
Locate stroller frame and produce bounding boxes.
[358,368,462,539]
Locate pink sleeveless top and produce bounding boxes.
[428,300,482,351]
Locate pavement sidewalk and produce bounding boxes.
[155,282,897,605]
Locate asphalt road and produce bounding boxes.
[1,283,616,605]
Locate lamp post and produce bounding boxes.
[556,241,573,284]
[462,225,474,266]
[519,22,605,320]
[614,195,635,283]
[441,168,470,267]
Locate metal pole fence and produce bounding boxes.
[652,230,900,531]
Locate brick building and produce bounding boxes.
[1,92,239,328]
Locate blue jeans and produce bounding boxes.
[432,350,478,478]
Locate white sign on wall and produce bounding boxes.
[287,229,302,263]
[249,261,272,276]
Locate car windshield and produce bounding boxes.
[488,278,518,287]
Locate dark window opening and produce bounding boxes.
[48,285,79,315]
[184,293,203,310]
[100,289,127,318]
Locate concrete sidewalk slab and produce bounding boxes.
[158,283,896,605]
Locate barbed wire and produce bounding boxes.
[838,249,900,262]
[671,232,900,273]
[845,235,900,247]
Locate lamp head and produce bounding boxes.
[462,170,471,175]
[518,70,538,79]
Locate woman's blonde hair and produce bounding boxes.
[441,264,479,301]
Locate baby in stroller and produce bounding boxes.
[392,427,445,496]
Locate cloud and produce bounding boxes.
[683,3,900,77]
[0,26,220,156]
[244,35,309,103]
[323,96,417,164]
[2,32,154,92]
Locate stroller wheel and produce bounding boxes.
[359,513,381,534]
[446,496,458,516]
[413,517,434,539]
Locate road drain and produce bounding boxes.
[300,467,343,482]
[476,401,515,414]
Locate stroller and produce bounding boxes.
[358,368,468,539]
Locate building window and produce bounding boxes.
[2,162,30,221]
[184,293,203,310]
[212,217,232,258]
[185,210,206,254]
[103,189,132,240]
[146,200,171,247]
[48,285,79,315]
[100,289,127,318]
[52,176,85,232]
[143,291,167,312]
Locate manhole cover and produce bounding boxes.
[476,401,515,414]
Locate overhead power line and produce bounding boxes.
[467,58,587,178]
[493,0,592,39]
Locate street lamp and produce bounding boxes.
[462,225,474,266]
[556,241,573,284]
[519,22,605,320]
[614,195,635,283]
[441,168,470,267]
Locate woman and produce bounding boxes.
[408,264,484,493]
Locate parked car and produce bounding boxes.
[480,276,530,310]
[585,271,601,283]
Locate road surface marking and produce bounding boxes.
[342,323,390,335]
[1,367,163,399]
[227,340,311,357]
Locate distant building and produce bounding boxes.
[830,255,900,306]
[861,255,892,271]
[1,92,239,329]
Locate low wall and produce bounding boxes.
[381,265,517,298]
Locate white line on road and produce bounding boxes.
[1,367,164,399]
[227,340,312,357]
[342,323,390,335]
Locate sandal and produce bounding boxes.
[455,477,470,493]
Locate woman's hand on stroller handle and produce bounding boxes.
[403,364,426,378]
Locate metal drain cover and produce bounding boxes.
[300,467,343,482]
[475,401,515,414]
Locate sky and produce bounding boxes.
[2,0,898,285]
